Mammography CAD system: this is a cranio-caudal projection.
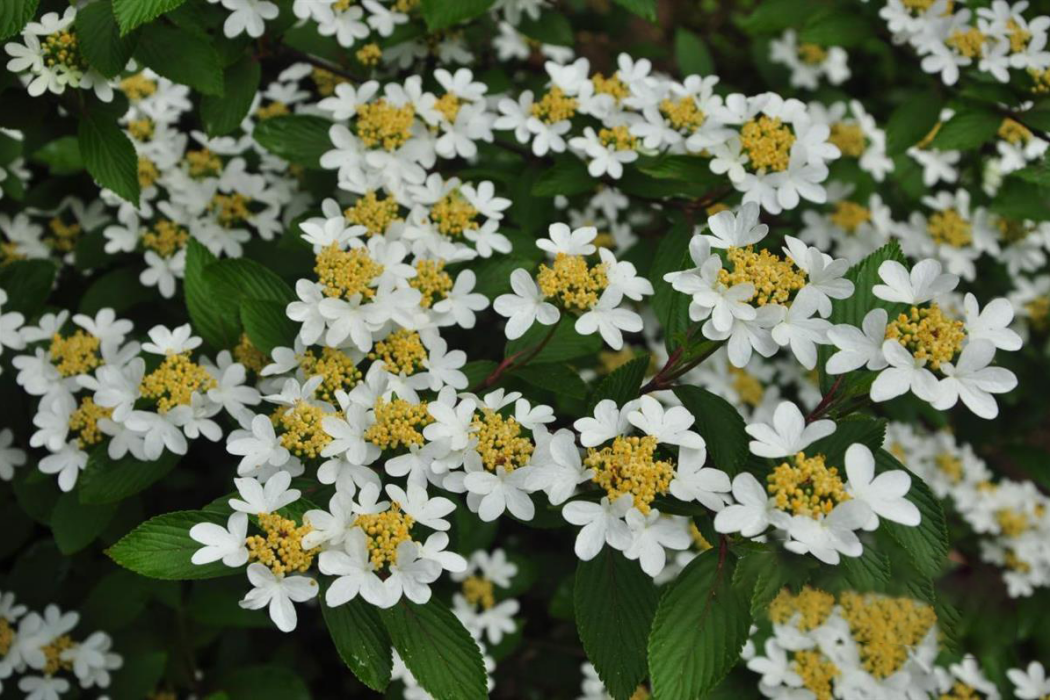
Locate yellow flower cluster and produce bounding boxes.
[839,591,938,679]
[531,87,578,124]
[0,619,13,657]
[1026,296,1050,330]
[354,505,414,570]
[462,575,496,609]
[369,329,427,375]
[472,409,534,472]
[356,99,415,151]
[41,635,76,675]
[314,243,384,299]
[234,333,269,374]
[345,190,402,236]
[210,193,252,228]
[729,366,765,406]
[927,209,973,247]
[660,97,705,133]
[947,27,986,58]
[740,116,795,172]
[940,682,986,700]
[298,347,362,403]
[537,253,609,311]
[45,217,81,253]
[829,122,866,158]
[1006,19,1032,53]
[999,118,1033,145]
[138,157,160,189]
[186,148,222,179]
[312,67,347,96]
[797,43,828,65]
[49,330,102,377]
[365,397,432,450]
[586,435,674,514]
[434,92,462,123]
[410,259,454,308]
[256,101,290,120]
[273,401,331,459]
[885,304,966,370]
[599,125,637,151]
[356,43,382,67]
[1030,67,1050,94]
[119,73,157,101]
[719,245,807,306]
[128,118,155,141]
[140,353,217,413]
[246,512,318,576]
[996,508,1031,537]
[767,452,851,518]
[592,72,629,102]
[429,190,479,237]
[768,586,836,631]
[142,220,189,258]
[830,200,871,233]
[43,30,86,71]
[794,650,838,700]
[935,451,964,483]
[68,397,112,449]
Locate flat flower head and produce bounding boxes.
[872,259,958,305]
[745,400,835,458]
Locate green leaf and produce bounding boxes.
[240,298,296,355]
[531,155,595,197]
[673,386,749,475]
[505,315,602,364]
[107,510,241,580]
[588,354,649,411]
[732,548,811,616]
[78,445,181,505]
[0,258,56,316]
[991,178,1050,221]
[648,550,751,700]
[674,28,714,76]
[515,362,588,399]
[80,266,152,315]
[107,651,168,700]
[419,0,495,30]
[929,107,1002,151]
[253,114,332,168]
[875,449,949,580]
[321,588,393,692]
[380,598,487,700]
[611,0,656,21]
[886,93,943,155]
[574,549,657,700]
[184,239,241,349]
[31,135,83,174]
[799,9,872,47]
[837,546,892,593]
[136,22,224,96]
[220,665,312,700]
[205,257,296,305]
[51,492,117,554]
[0,0,39,41]
[200,56,261,136]
[78,104,140,204]
[1010,156,1050,187]
[113,0,188,34]
[516,12,573,46]
[76,1,139,77]
[805,415,886,468]
[741,0,821,33]
[636,154,718,184]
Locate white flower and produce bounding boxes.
[537,223,597,257]
[421,337,468,390]
[221,0,279,38]
[0,428,27,481]
[714,472,774,537]
[227,414,291,476]
[1008,661,1050,700]
[962,293,1022,352]
[825,308,890,374]
[18,676,70,700]
[624,509,691,577]
[573,399,634,448]
[464,466,535,521]
[934,340,1017,419]
[190,512,249,567]
[386,482,455,531]
[575,289,642,350]
[229,471,300,514]
[527,427,591,505]
[745,401,835,458]
[704,202,768,249]
[872,259,958,305]
[844,443,920,530]
[668,447,732,511]
[493,269,560,340]
[782,236,854,317]
[562,494,633,560]
[424,395,477,451]
[319,528,388,607]
[870,340,942,404]
[627,395,705,449]
[239,563,318,632]
[433,270,489,328]
[384,541,442,605]
[782,500,870,565]
[771,292,829,370]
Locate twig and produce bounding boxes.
[805,376,844,423]
[470,322,560,393]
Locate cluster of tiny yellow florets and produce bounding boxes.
[885,304,967,371]
[312,67,347,96]
[210,193,252,228]
[356,43,382,67]
[186,148,222,179]
[599,125,637,151]
[740,116,795,172]
[996,508,1032,537]
[719,246,807,306]
[42,30,86,71]
[369,329,428,375]
[767,452,851,518]
[273,401,331,459]
[829,122,866,158]
[999,117,1033,145]
[410,259,454,308]
[768,586,836,630]
[1030,67,1050,94]
[947,27,986,58]
[830,200,871,233]
[119,73,157,101]
[315,244,384,300]
[0,618,13,657]
[45,217,81,253]
[140,353,217,413]
[927,209,973,248]
[935,451,964,483]
[660,97,705,133]
[839,591,938,679]
[256,101,290,120]
[472,409,534,472]
[127,118,155,142]
[138,157,160,189]
[592,72,629,102]
[354,505,414,570]
[298,347,361,403]
[434,92,462,123]
[49,330,102,377]
[234,333,268,374]
[430,190,479,237]
[142,220,189,258]
[345,190,402,236]
[462,576,496,609]
[246,512,318,576]
[793,650,838,700]
[537,253,609,311]
[730,366,765,406]
[40,635,76,676]
[996,217,1036,244]
[586,435,674,514]
[797,43,828,65]
[365,397,432,450]
[356,100,415,151]
[531,87,578,124]
[69,397,113,449]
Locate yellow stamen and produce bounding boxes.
[45,217,81,253]
[586,435,673,514]
[769,586,836,630]
[186,148,222,179]
[234,333,269,374]
[69,396,112,449]
[273,401,331,459]
[368,329,427,375]
[142,220,189,258]
[345,190,402,236]
[410,259,453,308]
[139,352,217,413]
[138,157,159,189]
[462,575,496,609]
[946,28,985,58]
[354,504,414,570]
[40,635,76,676]
[719,245,807,306]
[599,125,636,151]
[356,99,415,151]
[829,122,865,157]
[797,43,827,65]
[884,304,966,370]
[356,43,382,67]
[246,512,318,576]
[660,97,705,133]
[998,117,1032,145]
[365,397,431,450]
[314,243,384,300]
[530,87,578,124]
[119,73,157,101]
[298,347,362,403]
[794,650,838,700]
[537,253,608,311]
[839,591,938,679]
[472,408,534,473]
[256,101,289,120]
[830,200,871,234]
[592,72,629,102]
[429,190,479,237]
[767,452,851,518]
[740,116,795,172]
[50,330,102,377]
